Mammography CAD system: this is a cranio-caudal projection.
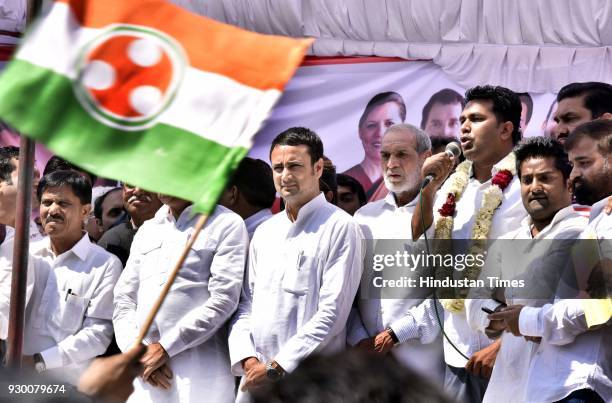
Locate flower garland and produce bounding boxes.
[434,152,517,313]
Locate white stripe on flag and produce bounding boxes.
[15,2,280,149]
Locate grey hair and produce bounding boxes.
[383,123,432,153]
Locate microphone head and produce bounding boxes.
[445,141,462,159]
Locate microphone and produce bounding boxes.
[421,142,462,189]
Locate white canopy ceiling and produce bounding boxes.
[3,0,612,92]
[171,0,612,93]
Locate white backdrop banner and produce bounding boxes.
[250,60,556,198]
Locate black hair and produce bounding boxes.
[252,350,454,403]
[0,146,20,183]
[465,85,522,145]
[336,174,366,206]
[269,127,324,165]
[420,88,465,129]
[514,136,572,180]
[37,170,92,205]
[557,82,612,119]
[518,92,534,125]
[227,157,275,209]
[319,156,337,204]
[43,156,97,185]
[565,119,612,156]
[94,187,122,220]
[359,92,407,129]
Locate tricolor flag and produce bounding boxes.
[0,0,311,212]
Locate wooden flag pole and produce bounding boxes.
[5,136,35,368]
[5,0,42,369]
[133,213,209,346]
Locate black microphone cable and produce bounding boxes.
[419,187,470,361]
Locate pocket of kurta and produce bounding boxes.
[281,254,318,295]
[51,292,89,334]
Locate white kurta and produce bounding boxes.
[519,197,612,403]
[229,193,363,401]
[465,205,588,403]
[113,204,248,403]
[1,233,121,384]
[433,172,527,368]
[244,208,272,239]
[348,192,445,383]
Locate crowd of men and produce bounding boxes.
[0,81,610,403]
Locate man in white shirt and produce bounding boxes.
[229,127,363,402]
[467,136,587,402]
[0,146,43,243]
[0,170,122,384]
[113,195,248,403]
[412,85,527,403]
[219,157,275,239]
[348,123,452,383]
[490,119,612,403]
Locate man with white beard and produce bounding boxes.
[348,124,453,383]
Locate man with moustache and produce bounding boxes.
[229,127,363,402]
[552,82,612,144]
[412,86,527,403]
[97,183,162,266]
[113,194,248,403]
[466,137,587,402]
[0,170,122,384]
[347,123,451,383]
[490,120,612,403]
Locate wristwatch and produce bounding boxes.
[33,353,46,373]
[385,327,400,345]
[265,361,284,381]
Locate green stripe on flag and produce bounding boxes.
[0,59,248,214]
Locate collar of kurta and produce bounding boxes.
[159,204,197,228]
[383,190,418,210]
[42,232,91,261]
[589,196,610,223]
[520,205,578,239]
[285,192,326,224]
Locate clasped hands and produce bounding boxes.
[140,342,173,389]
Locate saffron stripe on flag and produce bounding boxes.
[0,59,246,213]
[54,0,312,91]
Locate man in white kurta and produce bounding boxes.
[490,121,612,403]
[465,136,588,403]
[412,86,527,403]
[347,124,447,383]
[218,157,275,240]
[0,170,121,384]
[229,128,363,402]
[113,198,248,403]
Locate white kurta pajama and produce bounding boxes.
[0,233,122,385]
[518,197,612,403]
[113,205,248,403]
[229,193,363,403]
[433,173,527,370]
[466,205,588,403]
[347,192,445,383]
